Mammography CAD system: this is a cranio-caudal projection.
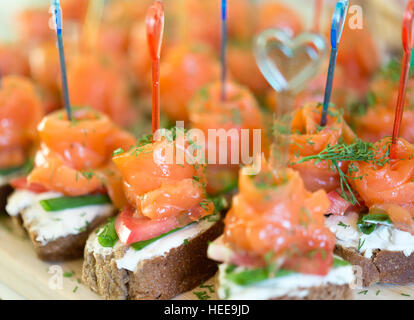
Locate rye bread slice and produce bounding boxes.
[26,212,115,261]
[82,221,224,300]
[271,284,353,300]
[335,244,414,287]
[0,184,13,213]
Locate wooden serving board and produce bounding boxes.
[0,215,412,300]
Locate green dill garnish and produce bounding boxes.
[198,86,209,101]
[357,238,366,252]
[76,220,90,233]
[199,199,212,211]
[376,290,380,296]
[199,283,215,293]
[209,195,228,214]
[401,293,411,297]
[338,221,349,228]
[306,138,315,146]
[138,134,154,146]
[73,286,78,293]
[366,91,377,106]
[380,58,414,82]
[358,290,368,295]
[183,239,189,246]
[231,109,242,125]
[112,148,124,156]
[193,291,210,300]
[294,139,384,205]
[63,271,75,278]
[81,171,94,181]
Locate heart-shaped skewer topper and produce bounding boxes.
[146,1,164,61]
[146,0,164,135]
[391,0,414,158]
[254,29,326,94]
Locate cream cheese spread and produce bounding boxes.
[116,217,217,272]
[326,213,414,258]
[6,189,114,245]
[217,261,355,300]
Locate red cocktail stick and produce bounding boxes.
[146,0,165,136]
[313,0,323,32]
[390,0,414,159]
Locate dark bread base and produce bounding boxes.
[335,244,414,287]
[0,184,13,213]
[271,284,353,300]
[82,221,224,300]
[26,212,115,262]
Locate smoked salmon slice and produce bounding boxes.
[188,80,267,195]
[350,138,414,234]
[113,137,213,221]
[27,108,135,208]
[353,75,414,143]
[160,44,220,121]
[0,76,44,168]
[288,103,356,192]
[67,54,135,126]
[113,135,215,244]
[222,156,335,275]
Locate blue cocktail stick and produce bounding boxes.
[221,0,227,101]
[320,0,348,126]
[53,0,72,121]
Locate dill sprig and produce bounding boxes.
[294,139,381,205]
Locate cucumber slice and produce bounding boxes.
[39,194,111,212]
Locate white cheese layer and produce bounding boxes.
[115,217,217,272]
[86,229,120,257]
[6,189,114,245]
[6,189,61,217]
[326,213,414,258]
[217,262,355,300]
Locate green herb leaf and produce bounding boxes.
[333,257,351,267]
[357,212,393,235]
[97,218,119,248]
[225,266,293,286]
